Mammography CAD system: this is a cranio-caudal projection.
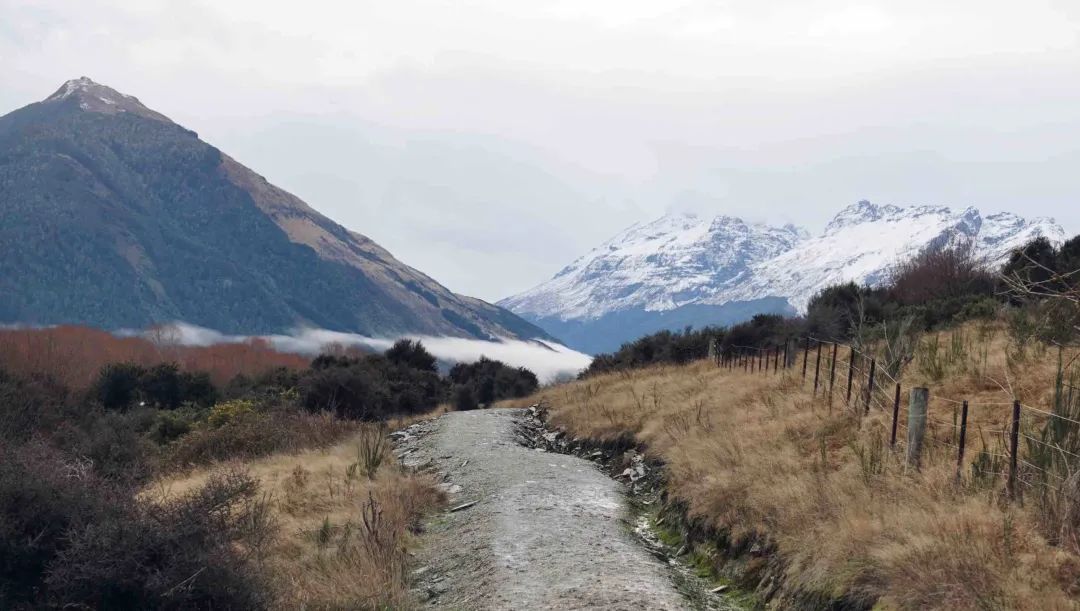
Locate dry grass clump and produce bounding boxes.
[150,425,445,609]
[526,323,1080,609]
[161,408,359,473]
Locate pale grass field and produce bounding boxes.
[148,424,445,609]
[519,323,1080,609]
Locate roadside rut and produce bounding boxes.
[397,408,690,610]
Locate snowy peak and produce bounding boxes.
[44,77,172,123]
[823,200,984,237]
[502,201,1068,327]
[500,211,804,320]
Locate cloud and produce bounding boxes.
[133,322,592,383]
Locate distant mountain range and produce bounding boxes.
[0,77,550,342]
[501,201,1065,354]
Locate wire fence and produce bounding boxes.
[713,335,1080,502]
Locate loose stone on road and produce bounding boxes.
[396,408,692,610]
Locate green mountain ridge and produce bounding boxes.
[0,77,551,342]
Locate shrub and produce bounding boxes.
[454,384,479,411]
[44,469,272,609]
[161,409,356,471]
[94,363,145,410]
[92,362,218,411]
[889,240,995,307]
[298,353,445,420]
[147,409,196,445]
[0,445,270,609]
[448,357,538,407]
[0,369,72,442]
[207,399,258,428]
[385,339,438,372]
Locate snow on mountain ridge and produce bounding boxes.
[500,211,805,319]
[44,77,172,123]
[502,201,1065,322]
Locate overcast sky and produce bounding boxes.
[3,0,1080,301]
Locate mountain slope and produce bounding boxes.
[499,214,804,353]
[502,200,1064,353]
[0,77,550,341]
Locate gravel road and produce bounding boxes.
[397,408,691,610]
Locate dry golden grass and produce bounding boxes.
[523,322,1080,609]
[148,425,445,609]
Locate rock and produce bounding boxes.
[542,432,560,443]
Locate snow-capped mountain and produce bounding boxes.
[500,213,805,320]
[722,201,1064,311]
[501,201,1065,353]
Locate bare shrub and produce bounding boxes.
[889,240,994,307]
[0,444,271,609]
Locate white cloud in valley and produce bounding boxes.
[137,322,592,383]
[2,0,1079,300]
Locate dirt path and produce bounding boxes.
[396,408,692,610]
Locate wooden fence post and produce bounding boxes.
[956,400,969,480]
[907,388,929,469]
[802,338,810,380]
[846,347,856,404]
[864,358,876,414]
[783,340,790,370]
[773,346,780,374]
[1009,400,1021,500]
[828,343,838,400]
[890,383,901,447]
[813,342,823,396]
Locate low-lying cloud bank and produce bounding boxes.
[129,323,592,383]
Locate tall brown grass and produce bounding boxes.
[524,322,1080,609]
[0,325,309,388]
[150,425,445,609]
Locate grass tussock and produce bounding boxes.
[149,425,445,609]
[523,322,1080,609]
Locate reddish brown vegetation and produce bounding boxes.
[0,325,309,389]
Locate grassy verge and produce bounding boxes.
[523,323,1080,609]
[148,424,445,609]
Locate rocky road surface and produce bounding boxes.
[395,408,692,610]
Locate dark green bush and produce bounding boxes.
[453,384,479,411]
[385,339,438,372]
[92,362,218,411]
[448,357,538,407]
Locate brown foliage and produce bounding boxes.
[0,325,308,389]
[889,241,995,306]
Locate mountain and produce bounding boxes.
[0,77,551,341]
[501,200,1065,353]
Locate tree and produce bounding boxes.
[385,339,437,373]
